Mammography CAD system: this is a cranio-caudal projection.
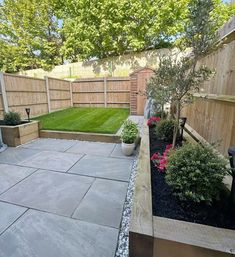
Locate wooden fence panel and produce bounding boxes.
[106,78,130,108]
[72,77,130,108]
[47,77,71,111]
[3,74,48,118]
[182,40,235,155]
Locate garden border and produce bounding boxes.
[39,130,121,143]
[129,121,235,257]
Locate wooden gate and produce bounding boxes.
[130,68,154,115]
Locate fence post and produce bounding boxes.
[70,81,73,107]
[104,77,107,108]
[45,76,51,113]
[0,72,9,113]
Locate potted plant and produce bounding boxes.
[121,120,138,156]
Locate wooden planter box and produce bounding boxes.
[129,121,235,257]
[0,121,40,147]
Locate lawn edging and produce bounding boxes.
[129,121,235,257]
[40,130,121,143]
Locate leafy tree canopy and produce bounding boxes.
[0,0,234,72]
[0,0,63,72]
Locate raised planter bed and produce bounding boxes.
[0,120,40,147]
[129,121,235,257]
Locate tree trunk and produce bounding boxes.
[172,100,180,148]
[161,104,164,119]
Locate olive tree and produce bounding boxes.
[147,0,219,148]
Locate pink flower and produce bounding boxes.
[151,152,159,161]
[147,116,161,126]
[151,144,172,172]
[166,144,172,150]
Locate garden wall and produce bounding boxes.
[182,39,235,155]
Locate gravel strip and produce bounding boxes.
[115,150,139,257]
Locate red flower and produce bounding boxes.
[151,152,159,160]
[151,144,172,172]
[147,116,161,126]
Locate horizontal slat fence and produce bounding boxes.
[2,74,48,118]
[0,73,73,119]
[0,74,131,120]
[182,40,235,155]
[47,77,72,111]
[72,77,130,108]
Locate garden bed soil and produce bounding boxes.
[149,126,235,230]
[0,120,29,126]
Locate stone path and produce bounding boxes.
[0,138,135,257]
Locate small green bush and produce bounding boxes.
[166,143,228,203]
[3,111,21,126]
[155,119,176,142]
[121,120,138,144]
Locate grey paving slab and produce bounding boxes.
[0,202,26,234]
[110,144,136,159]
[0,164,36,194]
[0,170,94,217]
[73,179,128,228]
[69,155,133,181]
[66,141,115,156]
[0,209,119,257]
[21,138,77,152]
[0,147,41,165]
[19,151,83,172]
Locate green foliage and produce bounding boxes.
[0,0,63,72]
[155,119,176,142]
[3,111,21,125]
[121,120,138,144]
[166,143,228,203]
[60,0,189,60]
[0,0,234,71]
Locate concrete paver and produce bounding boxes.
[0,164,36,194]
[73,178,128,228]
[66,141,115,156]
[0,170,94,216]
[0,138,133,257]
[0,210,119,257]
[0,202,26,234]
[0,147,41,165]
[69,155,132,181]
[19,151,83,172]
[21,138,77,152]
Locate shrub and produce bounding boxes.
[166,143,228,203]
[121,120,138,144]
[155,119,176,142]
[3,111,21,125]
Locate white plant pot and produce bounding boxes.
[121,142,135,156]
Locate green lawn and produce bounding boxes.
[33,107,129,134]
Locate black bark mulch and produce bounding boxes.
[149,126,235,230]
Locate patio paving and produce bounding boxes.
[0,138,134,257]
[69,155,132,181]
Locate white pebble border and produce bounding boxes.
[115,150,139,257]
